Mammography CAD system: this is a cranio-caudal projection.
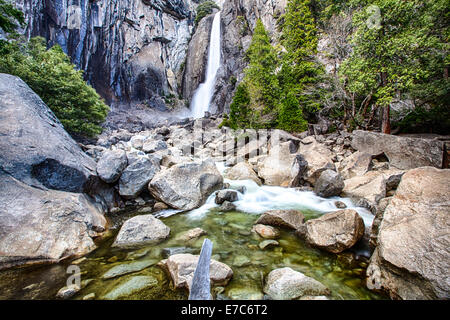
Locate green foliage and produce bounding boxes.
[0,0,24,34]
[0,37,109,137]
[194,1,219,27]
[228,82,251,129]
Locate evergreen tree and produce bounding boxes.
[228,82,251,129]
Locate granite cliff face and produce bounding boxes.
[16,0,197,109]
[15,0,288,116]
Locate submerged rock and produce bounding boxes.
[149,160,223,210]
[175,228,207,242]
[112,214,170,248]
[102,260,156,279]
[56,284,81,300]
[259,240,279,250]
[252,224,280,239]
[219,201,236,212]
[103,276,158,300]
[263,267,330,300]
[305,209,365,254]
[366,167,450,299]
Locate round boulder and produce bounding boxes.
[314,169,344,198]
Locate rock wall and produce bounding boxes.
[15,0,197,107]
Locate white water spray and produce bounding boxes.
[190,9,222,119]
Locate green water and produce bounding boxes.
[0,207,385,300]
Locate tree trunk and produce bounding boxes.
[380,72,391,134]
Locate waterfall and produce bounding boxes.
[190,10,222,119]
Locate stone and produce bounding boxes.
[162,254,233,291]
[351,130,444,170]
[118,156,160,199]
[103,276,158,300]
[175,228,207,242]
[162,247,195,258]
[142,140,167,154]
[220,201,236,212]
[252,224,280,239]
[263,267,330,300]
[82,293,96,300]
[342,171,387,207]
[215,190,239,204]
[256,210,305,231]
[225,162,262,185]
[102,260,156,279]
[96,149,128,183]
[335,201,347,209]
[338,151,373,180]
[227,287,264,300]
[112,214,170,248]
[305,209,365,253]
[56,284,80,300]
[314,169,344,198]
[232,255,251,267]
[259,240,279,250]
[149,160,223,210]
[153,202,169,212]
[257,142,297,186]
[366,167,450,299]
[369,197,392,249]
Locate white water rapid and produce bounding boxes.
[190,9,222,118]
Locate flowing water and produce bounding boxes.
[0,163,385,300]
[190,10,222,119]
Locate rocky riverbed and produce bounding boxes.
[0,74,449,300]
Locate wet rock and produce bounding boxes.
[263,267,330,300]
[256,210,305,231]
[227,287,264,300]
[112,214,170,248]
[175,228,207,242]
[102,260,156,279]
[118,156,160,199]
[232,255,251,268]
[351,130,444,170]
[219,201,236,212]
[82,293,96,300]
[56,284,80,299]
[334,201,347,209]
[305,209,365,254]
[366,167,450,299]
[162,247,195,258]
[252,224,280,239]
[259,240,279,250]
[149,160,223,210]
[215,190,239,204]
[153,202,169,212]
[225,162,262,185]
[162,254,233,291]
[314,169,344,198]
[103,276,158,300]
[96,149,128,183]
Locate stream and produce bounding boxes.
[0,162,386,300]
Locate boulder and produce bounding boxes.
[351,130,444,170]
[314,170,344,198]
[297,137,335,185]
[342,171,387,207]
[225,162,262,185]
[256,210,305,231]
[215,190,239,204]
[366,167,450,299]
[257,142,296,186]
[149,160,223,210]
[112,214,170,248]
[252,224,280,239]
[118,156,160,199]
[0,75,107,269]
[263,267,330,300]
[162,254,233,291]
[305,209,365,253]
[96,149,128,183]
[142,140,167,154]
[338,151,373,180]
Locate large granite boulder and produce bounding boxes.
[351,130,444,170]
[297,136,335,185]
[118,156,160,199]
[256,210,305,231]
[263,267,330,300]
[342,171,387,208]
[305,209,365,253]
[112,214,170,248]
[149,160,223,210]
[96,149,128,183]
[366,167,450,299]
[225,162,262,185]
[338,151,373,180]
[0,74,107,269]
[257,142,296,186]
[314,169,344,198]
[161,253,233,291]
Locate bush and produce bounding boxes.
[0,37,109,137]
[194,1,219,27]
